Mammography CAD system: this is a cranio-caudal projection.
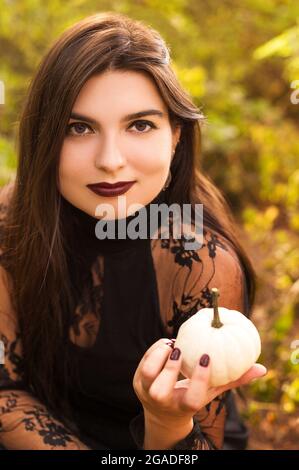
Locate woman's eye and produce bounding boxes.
[129,120,157,133]
[66,119,157,136]
[66,122,93,136]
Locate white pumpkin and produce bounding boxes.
[174,287,261,387]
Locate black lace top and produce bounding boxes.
[0,183,248,450]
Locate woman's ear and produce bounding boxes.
[171,125,181,161]
[173,125,181,148]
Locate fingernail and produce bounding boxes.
[166,340,175,348]
[164,338,175,345]
[170,348,181,360]
[199,354,210,367]
[257,365,267,376]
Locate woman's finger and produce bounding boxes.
[174,378,191,390]
[148,347,184,403]
[210,363,267,397]
[139,340,176,391]
[136,338,174,371]
[180,353,211,412]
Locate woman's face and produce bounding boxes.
[59,70,181,220]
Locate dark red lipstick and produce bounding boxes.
[86,181,136,197]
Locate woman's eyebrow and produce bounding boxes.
[69,109,165,124]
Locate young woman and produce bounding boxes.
[0,12,266,450]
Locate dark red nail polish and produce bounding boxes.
[166,341,175,348]
[170,348,181,360]
[199,354,210,367]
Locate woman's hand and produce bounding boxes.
[132,338,267,424]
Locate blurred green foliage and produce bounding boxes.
[0,0,298,446]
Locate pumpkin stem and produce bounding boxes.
[211,287,223,328]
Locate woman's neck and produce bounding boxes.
[61,188,167,255]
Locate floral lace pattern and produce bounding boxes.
[69,257,104,348]
[0,391,85,449]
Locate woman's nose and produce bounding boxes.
[94,142,126,173]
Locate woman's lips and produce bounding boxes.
[86,181,136,197]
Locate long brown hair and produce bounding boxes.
[1,11,256,416]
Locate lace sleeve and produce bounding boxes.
[0,185,89,450]
[175,230,246,450]
[129,398,228,450]
[133,226,247,450]
[165,229,246,338]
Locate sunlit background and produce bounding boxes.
[0,0,298,449]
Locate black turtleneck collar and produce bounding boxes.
[61,188,168,255]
